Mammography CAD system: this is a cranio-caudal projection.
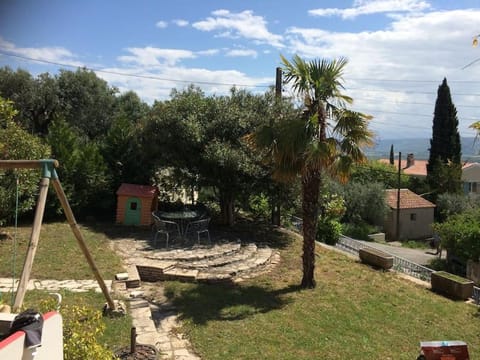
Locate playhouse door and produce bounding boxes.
[125,197,141,225]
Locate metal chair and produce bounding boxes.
[184,218,211,244]
[151,212,181,248]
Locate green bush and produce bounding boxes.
[248,193,270,221]
[342,222,377,241]
[434,208,480,264]
[316,218,342,245]
[39,299,114,360]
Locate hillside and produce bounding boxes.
[365,137,480,161]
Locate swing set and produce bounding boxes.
[0,159,115,312]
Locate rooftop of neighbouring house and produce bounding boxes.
[378,154,477,177]
[385,189,436,209]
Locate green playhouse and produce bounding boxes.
[116,183,158,226]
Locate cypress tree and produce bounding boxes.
[389,144,394,165]
[426,78,462,196]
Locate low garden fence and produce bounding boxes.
[336,236,434,281]
[288,216,478,303]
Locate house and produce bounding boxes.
[379,154,480,196]
[379,153,427,177]
[116,183,159,226]
[461,162,480,197]
[384,189,435,241]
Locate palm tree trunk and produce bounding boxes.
[301,168,321,288]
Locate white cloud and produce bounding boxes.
[309,0,431,19]
[98,65,272,104]
[196,49,220,56]
[192,9,284,48]
[0,36,83,67]
[285,9,480,138]
[173,19,189,27]
[118,47,196,67]
[155,21,168,29]
[225,49,258,58]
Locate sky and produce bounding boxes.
[1,0,480,140]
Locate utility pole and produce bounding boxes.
[396,152,402,241]
[271,67,282,226]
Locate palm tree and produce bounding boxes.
[250,55,374,288]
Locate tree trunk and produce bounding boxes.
[219,190,235,226]
[301,169,321,289]
[271,201,281,226]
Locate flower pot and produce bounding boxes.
[431,271,474,300]
[359,247,393,270]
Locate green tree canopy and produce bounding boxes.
[146,86,272,225]
[0,97,51,225]
[57,68,117,139]
[426,78,462,197]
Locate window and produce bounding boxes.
[410,213,416,221]
[465,182,478,193]
[130,202,138,210]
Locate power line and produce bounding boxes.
[0,51,273,89]
[346,87,480,97]
[349,77,480,84]
[354,96,480,109]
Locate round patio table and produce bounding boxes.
[156,210,201,237]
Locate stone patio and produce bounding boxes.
[111,234,281,359]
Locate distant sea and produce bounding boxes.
[364,137,480,162]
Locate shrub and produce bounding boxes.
[436,192,480,221]
[434,209,480,264]
[342,222,378,241]
[39,299,114,360]
[248,193,270,221]
[316,218,342,245]
[341,182,389,226]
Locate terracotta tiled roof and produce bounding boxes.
[379,159,477,177]
[116,183,158,198]
[378,159,428,176]
[385,189,435,209]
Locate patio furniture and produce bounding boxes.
[184,218,211,244]
[151,212,181,248]
[156,210,202,237]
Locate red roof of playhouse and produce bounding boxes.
[385,189,435,209]
[116,183,158,198]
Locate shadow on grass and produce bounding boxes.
[163,282,301,325]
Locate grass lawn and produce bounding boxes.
[0,222,125,280]
[0,221,132,354]
[164,229,480,360]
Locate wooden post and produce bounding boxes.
[51,177,116,310]
[13,177,50,311]
[396,152,402,241]
[271,67,283,226]
[0,159,59,170]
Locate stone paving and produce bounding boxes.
[0,278,112,294]
[110,236,280,359]
[0,236,279,359]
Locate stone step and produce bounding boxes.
[178,243,257,269]
[126,264,141,289]
[131,242,279,284]
[195,247,275,281]
[146,241,241,262]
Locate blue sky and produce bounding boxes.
[1,0,480,140]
